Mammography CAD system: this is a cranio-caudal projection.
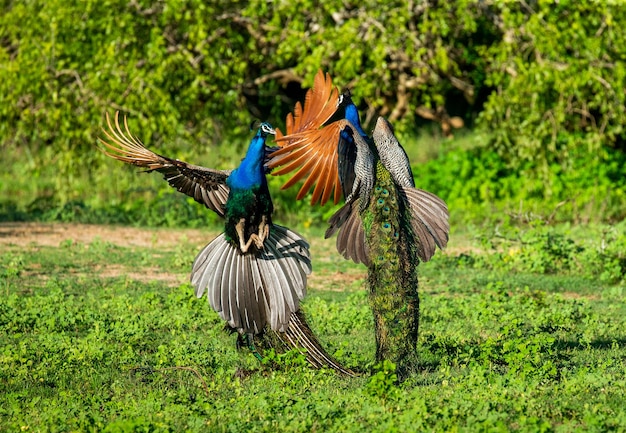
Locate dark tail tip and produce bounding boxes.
[278,310,356,377]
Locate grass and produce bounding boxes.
[1,126,625,430]
[1,222,625,432]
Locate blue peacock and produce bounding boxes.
[98,112,353,375]
[267,71,450,379]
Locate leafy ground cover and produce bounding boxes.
[1,222,624,432]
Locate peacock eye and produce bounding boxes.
[375,186,382,192]
[377,198,385,207]
[381,189,389,197]
[382,206,390,215]
[382,222,392,232]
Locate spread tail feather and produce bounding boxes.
[191,225,311,334]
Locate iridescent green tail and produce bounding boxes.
[365,164,421,380]
[367,237,420,380]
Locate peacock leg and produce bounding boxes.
[235,218,259,253]
[254,215,269,249]
[237,332,263,361]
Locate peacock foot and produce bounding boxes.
[256,216,270,248]
[235,218,259,253]
[240,234,262,254]
[253,234,264,249]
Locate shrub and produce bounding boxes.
[2,1,624,223]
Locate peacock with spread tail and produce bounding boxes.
[267,71,450,379]
[98,112,353,375]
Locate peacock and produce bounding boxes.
[98,112,353,375]
[267,70,450,379]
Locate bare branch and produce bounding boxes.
[253,69,303,86]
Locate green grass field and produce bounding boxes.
[1,222,624,432]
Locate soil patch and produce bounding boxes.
[0,222,215,249]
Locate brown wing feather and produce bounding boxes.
[325,199,370,266]
[98,111,231,217]
[284,70,339,135]
[399,186,450,262]
[267,70,344,206]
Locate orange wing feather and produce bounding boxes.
[268,70,345,206]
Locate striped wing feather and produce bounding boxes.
[325,199,370,266]
[400,187,450,262]
[99,111,231,217]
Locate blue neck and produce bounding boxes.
[345,103,367,138]
[227,131,266,190]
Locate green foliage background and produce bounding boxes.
[1,0,625,224]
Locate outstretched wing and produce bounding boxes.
[99,111,231,217]
[267,70,350,206]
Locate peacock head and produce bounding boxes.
[259,122,276,137]
[250,120,276,138]
[337,89,353,108]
